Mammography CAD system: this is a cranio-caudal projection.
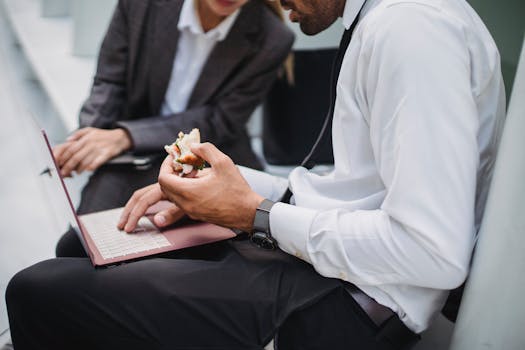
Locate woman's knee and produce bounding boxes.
[56,229,86,257]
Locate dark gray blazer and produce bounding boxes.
[79,0,294,170]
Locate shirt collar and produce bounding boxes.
[342,0,380,29]
[178,0,241,41]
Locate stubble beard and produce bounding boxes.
[296,0,345,35]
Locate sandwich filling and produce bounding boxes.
[164,128,205,175]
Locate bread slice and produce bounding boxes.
[164,128,205,175]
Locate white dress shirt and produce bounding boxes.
[241,0,506,332]
[160,0,240,115]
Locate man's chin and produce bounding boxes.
[299,22,322,36]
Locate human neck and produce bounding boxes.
[197,0,226,32]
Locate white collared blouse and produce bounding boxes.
[161,0,240,115]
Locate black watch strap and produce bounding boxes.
[251,199,277,250]
[252,199,275,234]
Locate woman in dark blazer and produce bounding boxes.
[53,0,294,215]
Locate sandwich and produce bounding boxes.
[164,128,205,175]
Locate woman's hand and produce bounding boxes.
[53,127,132,177]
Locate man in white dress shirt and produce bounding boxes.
[122,0,505,335]
[6,0,505,348]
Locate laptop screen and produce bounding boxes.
[38,129,87,252]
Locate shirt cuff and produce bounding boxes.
[115,120,140,150]
[239,166,288,201]
[270,202,317,264]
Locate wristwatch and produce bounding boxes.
[251,199,278,250]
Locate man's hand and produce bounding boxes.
[118,183,186,233]
[158,143,264,233]
[53,127,132,177]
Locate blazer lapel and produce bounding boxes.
[149,0,184,114]
[187,1,260,107]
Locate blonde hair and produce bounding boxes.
[261,0,295,84]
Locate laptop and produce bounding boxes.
[41,129,236,267]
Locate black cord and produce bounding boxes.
[278,29,353,204]
[278,59,338,203]
[277,2,366,204]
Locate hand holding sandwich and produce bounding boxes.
[118,142,264,233]
[158,142,264,232]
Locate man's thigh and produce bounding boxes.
[7,239,341,350]
[276,287,396,350]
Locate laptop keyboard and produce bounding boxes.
[80,208,171,260]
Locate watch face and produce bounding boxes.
[251,232,277,250]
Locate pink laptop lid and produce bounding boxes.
[41,130,236,267]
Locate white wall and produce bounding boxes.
[72,0,117,57]
[450,38,525,350]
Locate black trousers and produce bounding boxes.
[6,236,407,350]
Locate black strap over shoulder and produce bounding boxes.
[279,9,362,204]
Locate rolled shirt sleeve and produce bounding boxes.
[238,166,289,202]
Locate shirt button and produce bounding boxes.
[295,251,303,259]
[339,272,347,280]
